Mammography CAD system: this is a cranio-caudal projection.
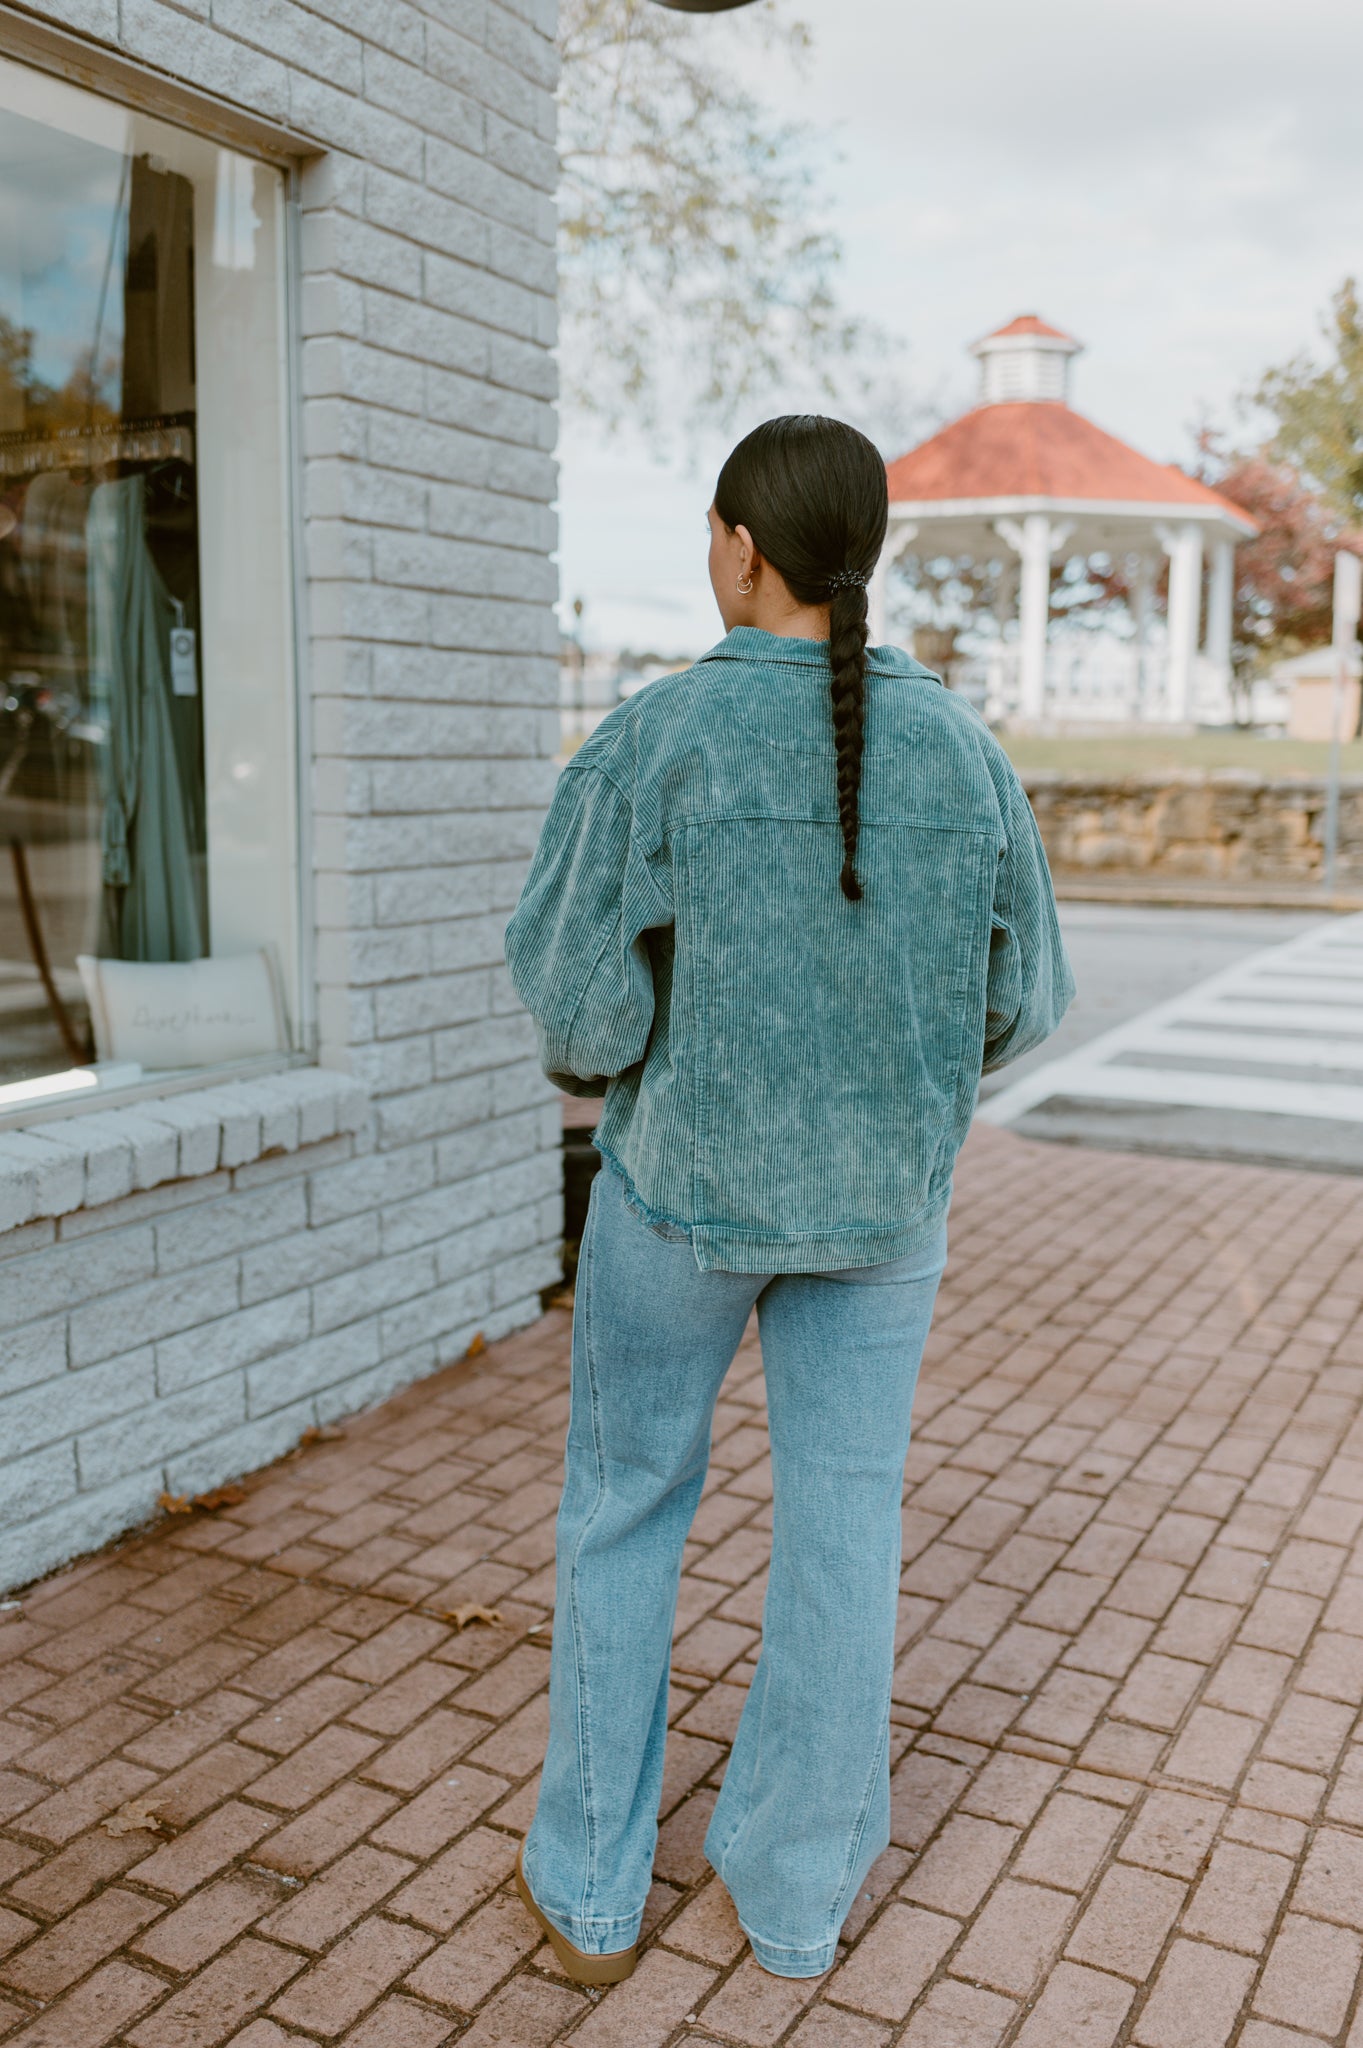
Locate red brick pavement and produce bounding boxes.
[4,1125,1363,2046]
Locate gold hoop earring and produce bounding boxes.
[737,573,754,595]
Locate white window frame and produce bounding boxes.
[0,9,319,1135]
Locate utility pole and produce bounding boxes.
[572,597,586,747]
[1324,552,1363,896]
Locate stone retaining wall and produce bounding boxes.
[1022,772,1363,884]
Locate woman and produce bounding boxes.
[505,415,1073,1985]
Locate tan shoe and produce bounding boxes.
[515,1847,638,1987]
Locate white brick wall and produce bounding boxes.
[0,0,563,1591]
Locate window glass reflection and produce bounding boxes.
[0,70,295,1102]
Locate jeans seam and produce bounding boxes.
[711,1639,770,1881]
[711,1794,749,1879]
[559,1906,641,1937]
[720,1511,899,1953]
[822,1526,902,1940]
[743,1929,838,1959]
[566,1182,609,1931]
[828,1711,890,1937]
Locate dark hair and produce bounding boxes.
[714,415,888,901]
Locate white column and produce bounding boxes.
[1158,521,1204,723]
[996,516,1071,721]
[1205,539,1234,676]
[870,521,916,648]
[867,559,888,645]
[1129,556,1155,718]
[995,557,1020,630]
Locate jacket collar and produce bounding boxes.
[700,624,940,681]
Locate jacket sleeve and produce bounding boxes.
[983,765,1075,1074]
[504,761,671,1098]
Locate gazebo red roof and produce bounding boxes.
[886,402,1254,525]
[975,314,1079,345]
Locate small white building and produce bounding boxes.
[874,316,1259,727]
[1279,646,1363,742]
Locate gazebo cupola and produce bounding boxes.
[874,314,1259,727]
[970,314,1083,406]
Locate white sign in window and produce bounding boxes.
[0,58,299,1108]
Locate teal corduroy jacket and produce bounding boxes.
[505,626,1074,1272]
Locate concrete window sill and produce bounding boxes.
[0,1069,370,1232]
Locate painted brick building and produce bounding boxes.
[0,0,563,1589]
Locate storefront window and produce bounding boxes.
[0,60,298,1111]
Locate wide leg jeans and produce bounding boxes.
[522,1162,947,1978]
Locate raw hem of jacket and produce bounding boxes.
[595,1143,953,1277]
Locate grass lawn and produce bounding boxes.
[1001,732,1363,779]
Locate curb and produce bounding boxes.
[1051,877,1363,913]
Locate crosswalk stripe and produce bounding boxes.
[980,911,1363,1128]
[1172,999,1363,1036]
[1234,978,1363,1003]
[1001,1064,1363,1124]
[1123,1028,1363,1071]
[1251,961,1363,977]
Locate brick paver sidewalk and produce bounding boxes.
[4,1126,1363,2047]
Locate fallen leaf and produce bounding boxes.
[194,1484,247,1510]
[103,1798,165,1837]
[465,1332,486,1359]
[157,1493,192,1515]
[287,1425,346,1460]
[439,1604,505,1632]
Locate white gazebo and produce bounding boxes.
[873,316,1259,725]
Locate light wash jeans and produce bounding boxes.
[522,1160,947,1978]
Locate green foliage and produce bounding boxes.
[0,312,35,430]
[557,0,867,435]
[1218,457,1349,666]
[1255,279,1363,527]
[0,312,117,436]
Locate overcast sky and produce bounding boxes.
[557,0,1362,654]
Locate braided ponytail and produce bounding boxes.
[714,415,888,904]
[828,581,869,900]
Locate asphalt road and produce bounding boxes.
[982,902,1363,1176]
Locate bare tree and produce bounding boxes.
[557,0,877,437]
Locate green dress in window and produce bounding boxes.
[87,472,203,964]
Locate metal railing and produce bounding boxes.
[948,644,1236,727]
